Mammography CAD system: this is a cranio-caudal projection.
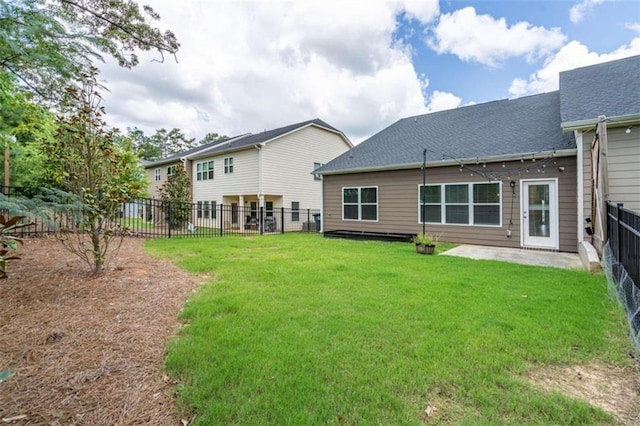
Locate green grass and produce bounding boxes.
[145,234,631,425]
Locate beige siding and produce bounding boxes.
[607,126,640,211]
[145,160,183,198]
[323,157,578,252]
[262,126,351,210]
[192,149,259,203]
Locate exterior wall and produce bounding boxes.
[607,126,640,211]
[191,148,259,204]
[262,126,351,210]
[581,124,640,241]
[145,160,182,199]
[322,157,578,252]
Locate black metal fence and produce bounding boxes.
[607,202,640,287]
[0,186,321,239]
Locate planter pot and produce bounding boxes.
[415,243,436,255]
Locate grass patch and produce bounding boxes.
[146,234,631,425]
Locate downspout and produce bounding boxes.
[576,131,584,244]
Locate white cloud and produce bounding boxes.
[626,22,640,34]
[508,37,640,97]
[426,91,462,112]
[427,7,567,67]
[569,0,605,24]
[99,0,439,143]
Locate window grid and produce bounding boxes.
[224,157,234,174]
[154,168,161,182]
[342,187,378,221]
[196,161,214,181]
[419,182,501,226]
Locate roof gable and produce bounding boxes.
[318,91,574,174]
[560,55,640,128]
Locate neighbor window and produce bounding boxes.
[154,168,161,182]
[167,165,175,176]
[419,182,501,226]
[343,187,378,221]
[196,161,214,181]
[291,201,300,222]
[203,201,210,219]
[266,201,274,217]
[211,201,217,219]
[224,157,234,174]
[196,201,203,219]
[313,162,323,181]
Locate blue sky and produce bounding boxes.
[100,0,640,144]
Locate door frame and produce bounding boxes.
[520,178,560,250]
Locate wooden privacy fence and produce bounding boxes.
[607,202,640,287]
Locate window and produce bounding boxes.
[419,182,501,226]
[203,201,210,219]
[343,187,378,221]
[167,165,175,176]
[196,161,214,181]
[291,201,300,222]
[196,201,203,219]
[211,201,217,219]
[224,157,234,174]
[313,162,323,181]
[154,168,161,182]
[250,202,257,219]
[266,201,274,217]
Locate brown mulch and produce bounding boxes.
[0,237,203,425]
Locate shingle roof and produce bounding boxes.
[144,134,244,167]
[189,118,345,159]
[317,91,574,174]
[560,55,640,127]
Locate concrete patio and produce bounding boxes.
[441,245,584,270]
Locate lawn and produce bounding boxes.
[145,234,631,425]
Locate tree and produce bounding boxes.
[150,128,196,157]
[158,162,191,230]
[0,0,179,98]
[40,68,146,274]
[200,132,228,145]
[0,71,55,187]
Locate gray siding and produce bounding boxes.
[323,157,578,252]
[607,126,640,211]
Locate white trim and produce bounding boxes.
[576,131,584,243]
[417,181,503,227]
[341,186,379,222]
[520,178,560,250]
[561,114,640,131]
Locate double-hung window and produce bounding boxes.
[419,182,501,226]
[154,168,161,182]
[167,165,175,176]
[224,157,234,174]
[313,162,323,181]
[196,161,214,181]
[343,187,378,221]
[291,201,300,222]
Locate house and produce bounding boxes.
[316,91,578,252]
[559,55,640,255]
[142,119,351,230]
[184,119,352,229]
[144,134,247,199]
[316,56,640,258]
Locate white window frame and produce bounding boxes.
[224,157,234,174]
[418,182,502,227]
[196,160,214,181]
[342,186,379,222]
[291,201,300,222]
[167,165,175,176]
[154,168,161,182]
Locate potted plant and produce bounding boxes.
[413,233,440,255]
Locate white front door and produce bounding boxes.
[521,179,559,250]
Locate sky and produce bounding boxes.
[98,0,640,144]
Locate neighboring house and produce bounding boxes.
[559,55,640,254]
[188,119,352,229]
[316,92,578,252]
[144,134,247,199]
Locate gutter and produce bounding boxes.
[561,113,640,131]
[318,148,577,176]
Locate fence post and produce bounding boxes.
[281,207,285,234]
[617,203,623,263]
[260,206,264,235]
[219,204,223,236]
[167,201,172,239]
[307,209,310,232]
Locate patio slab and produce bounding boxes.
[441,245,584,270]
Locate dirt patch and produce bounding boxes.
[528,361,640,425]
[0,237,203,425]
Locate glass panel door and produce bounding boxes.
[522,180,558,249]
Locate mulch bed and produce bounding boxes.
[0,237,203,425]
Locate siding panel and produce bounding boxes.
[323,157,577,252]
